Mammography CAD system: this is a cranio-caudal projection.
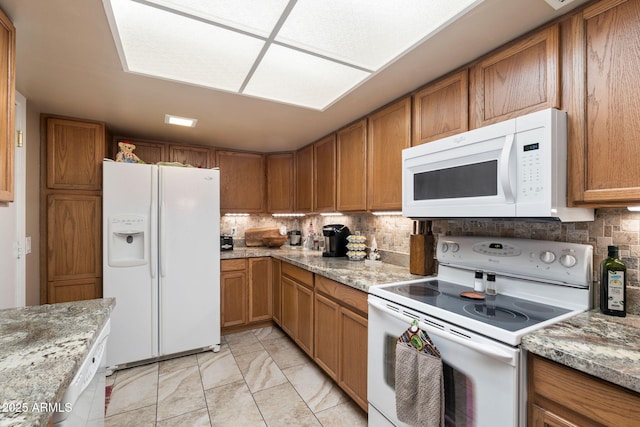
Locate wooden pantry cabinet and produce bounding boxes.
[336,119,367,212]
[41,115,108,304]
[469,24,560,129]
[566,0,640,205]
[367,97,411,211]
[266,153,294,213]
[413,69,469,146]
[280,262,314,356]
[528,354,640,426]
[220,257,272,334]
[216,150,265,213]
[313,134,337,212]
[0,7,14,203]
[314,275,368,411]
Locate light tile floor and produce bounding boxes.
[105,326,368,426]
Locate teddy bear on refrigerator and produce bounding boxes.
[115,141,144,164]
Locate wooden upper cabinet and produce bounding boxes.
[112,137,168,164]
[169,145,212,168]
[367,97,411,211]
[336,119,367,212]
[216,150,265,213]
[46,118,105,190]
[413,69,468,146]
[469,24,560,129]
[295,144,313,213]
[267,153,294,213]
[568,0,640,205]
[313,134,337,212]
[0,7,15,203]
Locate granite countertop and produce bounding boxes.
[0,298,115,427]
[521,310,640,394]
[222,246,426,291]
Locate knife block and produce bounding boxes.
[410,234,436,275]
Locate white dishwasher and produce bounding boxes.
[53,320,111,427]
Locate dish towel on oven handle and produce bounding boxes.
[395,320,444,427]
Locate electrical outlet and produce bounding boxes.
[231,227,237,236]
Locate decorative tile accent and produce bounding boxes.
[226,208,640,307]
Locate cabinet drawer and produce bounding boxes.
[221,259,246,272]
[315,275,367,315]
[529,355,640,426]
[282,262,313,288]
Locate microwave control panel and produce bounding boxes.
[517,128,546,201]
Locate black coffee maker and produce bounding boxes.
[322,224,350,257]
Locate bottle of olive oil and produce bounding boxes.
[600,245,627,317]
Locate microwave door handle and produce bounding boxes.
[369,298,515,364]
[500,133,516,203]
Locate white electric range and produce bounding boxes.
[367,236,592,427]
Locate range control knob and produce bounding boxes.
[451,243,460,253]
[539,251,556,264]
[559,254,577,268]
[441,242,449,252]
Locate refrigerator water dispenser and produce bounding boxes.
[108,215,148,267]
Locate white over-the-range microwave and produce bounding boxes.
[402,108,594,222]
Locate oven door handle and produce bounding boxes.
[369,298,516,365]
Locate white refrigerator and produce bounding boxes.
[103,161,220,370]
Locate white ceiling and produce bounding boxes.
[0,0,587,152]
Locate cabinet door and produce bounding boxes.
[169,145,211,168]
[281,275,298,338]
[0,7,15,203]
[271,258,282,326]
[339,308,368,411]
[47,194,101,281]
[295,144,313,212]
[46,118,105,190]
[367,97,411,211]
[530,405,579,427]
[296,282,314,356]
[413,69,468,146]
[47,278,100,304]
[313,134,336,212]
[337,120,367,212]
[314,293,339,380]
[248,257,272,322]
[570,0,640,204]
[220,269,248,328]
[469,24,559,129]
[217,151,265,213]
[267,153,294,213]
[113,138,167,164]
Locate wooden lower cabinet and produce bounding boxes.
[221,257,272,333]
[528,354,640,426]
[272,258,282,326]
[314,275,368,412]
[281,263,314,356]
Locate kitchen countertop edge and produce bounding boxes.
[521,309,640,394]
[0,298,116,427]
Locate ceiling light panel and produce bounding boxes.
[107,0,265,91]
[145,0,290,37]
[243,44,370,110]
[276,0,482,70]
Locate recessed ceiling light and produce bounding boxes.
[104,0,483,110]
[164,114,198,127]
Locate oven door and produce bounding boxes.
[402,118,517,219]
[368,295,521,427]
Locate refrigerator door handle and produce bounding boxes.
[159,167,167,278]
[150,167,158,279]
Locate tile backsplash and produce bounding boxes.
[221,208,640,311]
